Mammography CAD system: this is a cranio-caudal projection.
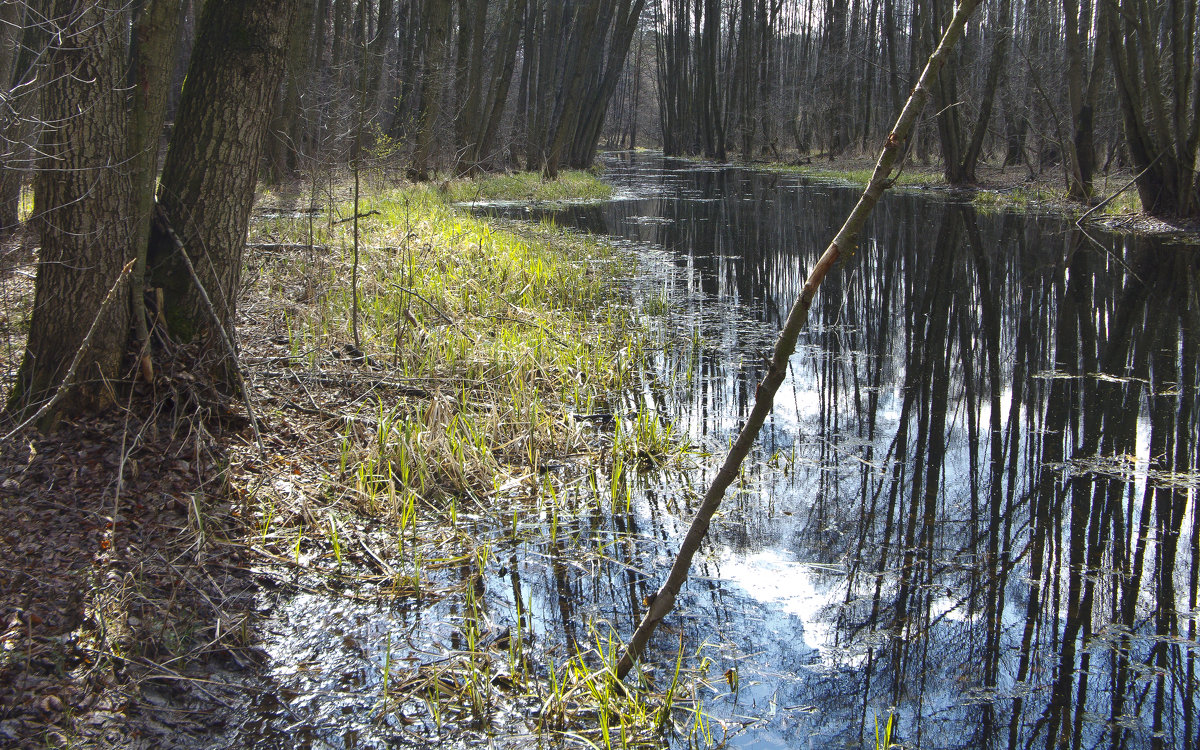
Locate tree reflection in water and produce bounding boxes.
[480,153,1199,750]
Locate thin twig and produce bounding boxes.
[1076,152,1164,226]
[391,282,476,342]
[333,209,380,225]
[155,206,265,455]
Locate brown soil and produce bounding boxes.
[0,212,466,748]
[0,222,339,748]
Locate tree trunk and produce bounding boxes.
[930,0,968,183]
[1063,0,1107,201]
[0,1,33,231]
[1106,0,1199,217]
[542,0,605,178]
[149,0,296,359]
[10,1,134,415]
[958,0,1012,184]
[454,0,487,169]
[128,0,184,362]
[472,0,525,165]
[267,0,316,182]
[567,0,646,168]
[411,0,451,178]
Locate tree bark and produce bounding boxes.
[454,0,487,169]
[567,0,646,169]
[149,0,296,359]
[267,0,316,182]
[10,1,134,416]
[1063,0,1107,201]
[0,0,32,231]
[129,0,184,356]
[1106,0,1199,217]
[411,0,451,178]
[957,0,1012,184]
[472,0,525,165]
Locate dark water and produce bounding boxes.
[470,153,1200,750]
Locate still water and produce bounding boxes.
[253,153,1199,749]
[480,152,1200,750]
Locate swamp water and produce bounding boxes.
[245,153,1200,749]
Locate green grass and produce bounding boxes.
[439,169,614,203]
[971,185,1063,210]
[613,407,692,470]
[1099,187,1142,215]
[18,185,32,221]
[763,162,943,188]
[243,173,715,746]
[252,180,640,513]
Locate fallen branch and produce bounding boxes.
[614,0,983,679]
[1076,152,1164,226]
[333,209,380,225]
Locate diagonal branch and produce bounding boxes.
[614,0,983,680]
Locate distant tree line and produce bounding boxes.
[0,0,1197,425]
[602,0,1199,217]
[261,0,646,180]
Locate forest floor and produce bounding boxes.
[0,169,698,748]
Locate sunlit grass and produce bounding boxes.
[769,163,943,188]
[251,180,641,511]
[18,185,33,222]
[1099,187,1142,215]
[972,185,1063,210]
[242,171,715,745]
[614,407,692,470]
[439,169,614,203]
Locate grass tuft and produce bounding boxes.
[439,169,614,203]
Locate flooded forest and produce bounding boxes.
[1,1,1198,749]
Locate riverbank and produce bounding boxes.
[0,168,699,747]
[651,148,1200,237]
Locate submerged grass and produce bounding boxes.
[243,170,701,746]
[252,178,647,512]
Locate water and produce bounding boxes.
[249,153,1200,749]
[477,153,1200,749]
